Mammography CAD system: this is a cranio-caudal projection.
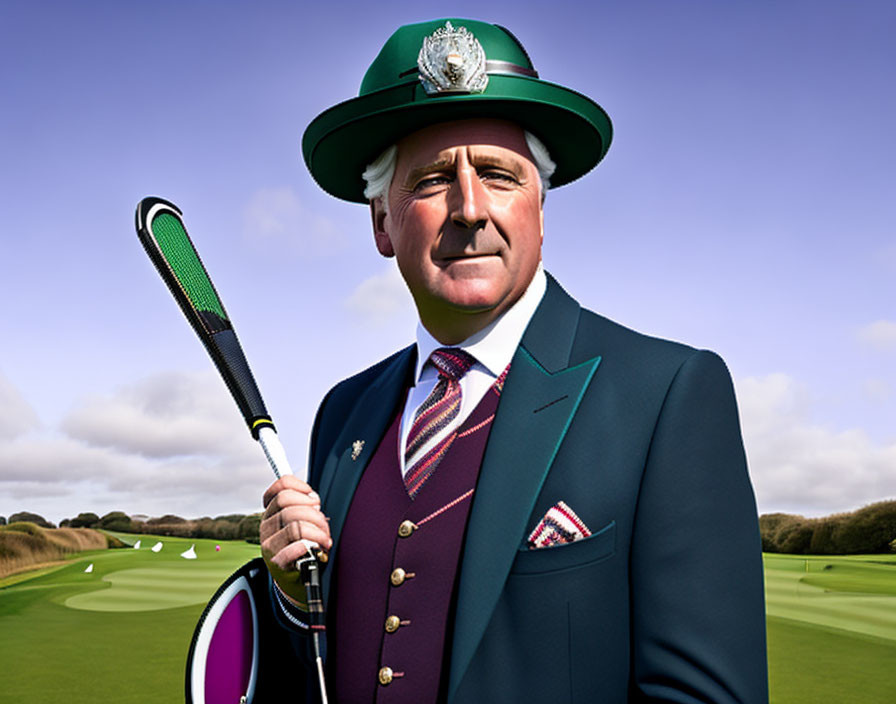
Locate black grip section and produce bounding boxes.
[207,329,269,432]
[299,558,326,629]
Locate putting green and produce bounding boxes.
[764,554,896,643]
[65,565,235,612]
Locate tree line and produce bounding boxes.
[8,499,894,554]
[1,511,262,544]
[760,500,896,554]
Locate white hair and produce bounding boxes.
[523,131,556,194]
[362,145,398,207]
[362,130,556,212]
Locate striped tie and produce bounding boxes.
[404,347,476,498]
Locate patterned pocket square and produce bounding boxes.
[527,501,592,549]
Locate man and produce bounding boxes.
[259,18,767,703]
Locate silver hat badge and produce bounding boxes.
[417,21,488,95]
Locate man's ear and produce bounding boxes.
[370,198,394,257]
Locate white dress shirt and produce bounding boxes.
[398,265,547,477]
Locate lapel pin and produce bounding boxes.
[351,439,365,461]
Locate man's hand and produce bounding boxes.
[260,476,333,607]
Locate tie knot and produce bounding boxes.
[429,347,476,381]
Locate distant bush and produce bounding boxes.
[68,512,100,529]
[0,516,6,526]
[134,513,262,542]
[194,517,239,540]
[761,500,896,554]
[808,515,847,554]
[759,514,805,553]
[238,514,262,544]
[832,501,896,554]
[8,512,55,529]
[777,520,814,554]
[41,510,264,543]
[99,511,134,532]
[137,520,193,538]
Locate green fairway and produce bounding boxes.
[0,533,259,704]
[4,540,896,702]
[765,553,896,703]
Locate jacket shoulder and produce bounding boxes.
[573,305,734,394]
[575,306,694,363]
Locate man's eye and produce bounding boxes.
[414,175,452,192]
[481,170,517,184]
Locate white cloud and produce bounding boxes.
[242,186,344,254]
[858,320,896,351]
[0,428,270,523]
[736,373,896,516]
[344,265,416,324]
[60,371,248,458]
[0,371,278,524]
[0,372,40,439]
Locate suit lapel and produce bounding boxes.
[448,276,602,700]
[316,345,415,599]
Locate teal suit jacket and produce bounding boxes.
[302,273,767,702]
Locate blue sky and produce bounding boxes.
[1,1,894,523]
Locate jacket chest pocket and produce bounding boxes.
[510,520,616,575]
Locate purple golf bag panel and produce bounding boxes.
[186,557,315,703]
[186,561,260,703]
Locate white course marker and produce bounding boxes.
[134,540,142,549]
[84,563,94,573]
[151,541,163,553]
[180,544,197,560]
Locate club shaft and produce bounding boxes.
[315,646,328,704]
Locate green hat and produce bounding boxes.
[302,18,613,203]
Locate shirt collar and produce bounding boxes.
[414,264,547,382]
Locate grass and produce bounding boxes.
[764,553,896,702]
[0,532,259,703]
[3,538,895,702]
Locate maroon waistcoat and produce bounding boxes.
[329,379,503,703]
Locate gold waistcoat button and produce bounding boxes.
[398,520,417,538]
[390,567,407,586]
[378,666,394,686]
[385,615,401,633]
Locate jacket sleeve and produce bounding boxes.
[630,350,768,703]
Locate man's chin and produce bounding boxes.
[433,283,506,314]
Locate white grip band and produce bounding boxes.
[257,426,293,478]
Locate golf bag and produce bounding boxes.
[185,558,313,703]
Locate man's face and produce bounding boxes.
[372,118,544,342]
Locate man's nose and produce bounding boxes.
[450,167,488,230]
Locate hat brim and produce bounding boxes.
[302,74,612,203]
